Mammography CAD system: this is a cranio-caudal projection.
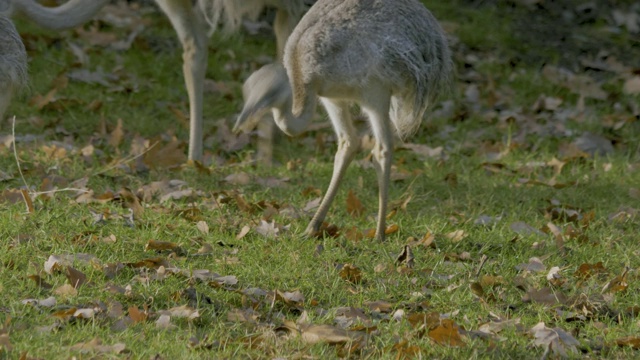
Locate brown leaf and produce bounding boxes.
[144,240,182,254]
[65,266,88,289]
[0,334,11,352]
[390,340,422,358]
[523,287,567,306]
[27,274,53,289]
[53,284,78,297]
[68,338,126,354]
[428,319,465,347]
[344,226,364,242]
[364,224,399,239]
[52,307,77,320]
[406,312,440,329]
[445,229,467,243]
[385,223,399,235]
[616,336,640,349]
[227,308,260,324]
[366,300,394,313]
[395,245,414,268]
[469,282,484,299]
[128,306,148,323]
[408,232,436,249]
[346,190,364,218]
[574,262,607,280]
[274,290,305,307]
[299,324,359,344]
[339,264,363,284]
[479,275,505,287]
[143,138,187,169]
[29,88,57,110]
[119,187,143,218]
[109,118,124,148]
[125,257,171,269]
[602,267,629,294]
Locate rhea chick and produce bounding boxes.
[235,0,453,241]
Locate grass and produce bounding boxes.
[2,0,640,358]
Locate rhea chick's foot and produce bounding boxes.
[235,0,453,241]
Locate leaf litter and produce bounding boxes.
[3,0,640,358]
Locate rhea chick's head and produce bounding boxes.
[234,63,291,134]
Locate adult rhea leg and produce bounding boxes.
[362,96,393,241]
[306,99,358,237]
[156,0,208,161]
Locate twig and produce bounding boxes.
[30,188,91,196]
[11,116,33,213]
[11,115,29,191]
[92,140,159,176]
[475,254,488,279]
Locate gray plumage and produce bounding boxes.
[236,0,453,241]
[286,0,452,139]
[0,14,27,119]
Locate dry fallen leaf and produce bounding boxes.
[530,322,579,358]
[196,220,209,235]
[616,336,640,349]
[445,229,467,243]
[339,264,363,284]
[65,266,88,289]
[523,287,567,307]
[299,324,359,344]
[623,76,640,95]
[68,338,126,354]
[574,262,607,279]
[128,306,148,323]
[602,267,629,294]
[119,187,143,218]
[428,319,465,347]
[144,240,183,254]
[53,283,78,297]
[346,190,365,218]
[395,245,415,268]
[515,257,546,273]
[109,118,124,148]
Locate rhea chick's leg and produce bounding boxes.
[361,92,393,241]
[156,0,208,162]
[305,99,359,237]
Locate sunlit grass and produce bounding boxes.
[1,1,639,359]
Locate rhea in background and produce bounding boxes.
[4,0,310,162]
[0,9,26,121]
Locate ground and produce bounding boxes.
[1,0,639,358]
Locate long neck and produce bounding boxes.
[15,0,109,31]
[271,89,317,137]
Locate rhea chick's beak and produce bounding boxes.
[234,63,292,134]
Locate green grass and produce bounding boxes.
[2,0,640,358]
